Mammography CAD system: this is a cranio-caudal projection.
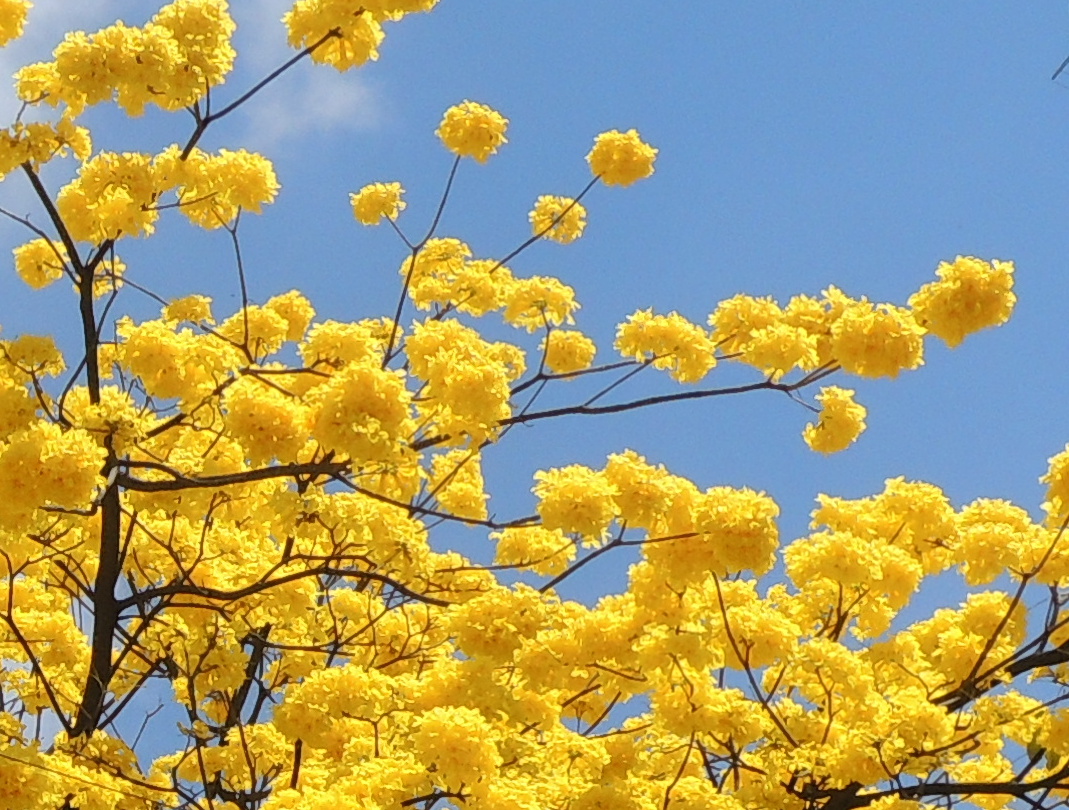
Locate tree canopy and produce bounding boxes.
[0,3,1061,810]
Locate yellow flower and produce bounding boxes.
[350,181,406,225]
[803,386,867,454]
[604,449,678,531]
[223,376,311,465]
[57,151,159,241]
[533,464,618,543]
[1042,444,1069,525]
[909,255,1016,348]
[529,195,587,243]
[616,308,716,382]
[586,128,657,186]
[13,238,67,290]
[429,449,489,521]
[541,330,596,374]
[503,276,579,332]
[264,290,315,341]
[492,525,575,575]
[308,362,415,464]
[708,294,784,354]
[2,334,65,378]
[284,1,384,70]
[410,706,502,791]
[436,100,508,162]
[0,0,30,46]
[177,148,280,229]
[741,322,819,377]
[830,301,925,378]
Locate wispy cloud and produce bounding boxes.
[237,68,380,149]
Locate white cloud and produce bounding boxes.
[238,67,380,149]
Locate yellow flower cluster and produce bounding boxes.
[404,239,501,315]
[406,319,520,443]
[803,386,867,454]
[117,316,242,403]
[309,362,415,464]
[710,288,927,379]
[15,0,236,115]
[223,376,312,465]
[2,334,66,378]
[492,524,575,574]
[0,422,106,531]
[0,116,91,179]
[534,464,619,543]
[1042,443,1069,525]
[284,0,437,70]
[586,128,658,186]
[0,0,29,46]
[170,146,280,230]
[831,300,925,378]
[300,317,394,368]
[400,238,583,332]
[57,151,160,241]
[503,275,581,332]
[909,255,1016,347]
[429,448,489,520]
[436,100,509,162]
[13,238,67,290]
[350,181,406,225]
[162,293,214,324]
[616,308,717,382]
[541,329,597,374]
[51,144,278,242]
[529,195,587,243]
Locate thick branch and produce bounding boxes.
[71,463,125,737]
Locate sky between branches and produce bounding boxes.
[0,2,1066,603]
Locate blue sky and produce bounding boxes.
[1,1,1068,606]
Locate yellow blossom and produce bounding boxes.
[429,449,489,521]
[284,0,385,70]
[709,294,784,354]
[616,309,716,382]
[308,361,415,464]
[830,301,925,378]
[1042,444,1069,526]
[533,464,618,543]
[350,181,406,225]
[541,329,597,374]
[529,195,587,243]
[910,255,1016,348]
[164,295,215,324]
[803,386,867,454]
[492,525,576,575]
[0,0,30,46]
[13,238,67,290]
[436,100,509,162]
[587,128,657,186]
[503,276,580,332]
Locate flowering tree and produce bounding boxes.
[0,2,1061,810]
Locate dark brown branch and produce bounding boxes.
[116,460,349,491]
[501,377,816,428]
[116,564,450,611]
[71,452,125,737]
